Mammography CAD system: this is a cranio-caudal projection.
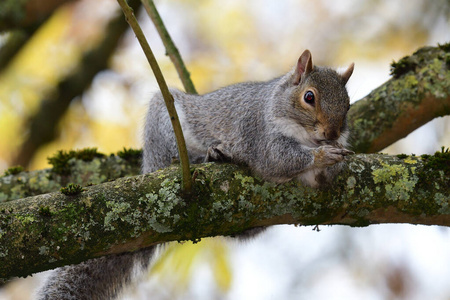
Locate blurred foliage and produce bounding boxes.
[150,238,232,293]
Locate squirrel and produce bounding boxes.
[143,49,354,187]
[37,49,354,299]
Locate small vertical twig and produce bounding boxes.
[142,0,198,94]
[117,0,192,193]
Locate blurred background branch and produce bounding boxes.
[0,0,76,32]
[10,0,141,167]
[1,152,448,281]
[0,24,42,71]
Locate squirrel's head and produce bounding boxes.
[290,49,354,145]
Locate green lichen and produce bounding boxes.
[403,156,418,164]
[0,193,8,202]
[104,200,133,231]
[348,160,366,173]
[434,193,449,214]
[70,158,106,186]
[232,172,328,225]
[421,58,450,98]
[155,179,183,217]
[346,176,356,196]
[38,246,49,255]
[346,176,356,188]
[391,74,420,104]
[103,177,184,237]
[16,214,35,225]
[372,162,418,201]
[234,173,269,216]
[60,183,84,196]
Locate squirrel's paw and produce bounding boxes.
[205,144,231,163]
[313,145,353,167]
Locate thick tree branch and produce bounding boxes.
[0,153,449,280]
[1,151,141,203]
[348,45,450,153]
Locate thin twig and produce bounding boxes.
[117,0,192,192]
[142,0,197,94]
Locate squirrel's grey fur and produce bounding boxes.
[37,247,155,300]
[144,49,354,186]
[38,50,353,299]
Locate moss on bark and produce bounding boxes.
[348,46,450,153]
[0,152,448,281]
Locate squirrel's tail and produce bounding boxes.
[37,247,155,300]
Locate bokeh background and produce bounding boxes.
[0,0,449,299]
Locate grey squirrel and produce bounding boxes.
[143,49,354,186]
[38,49,354,299]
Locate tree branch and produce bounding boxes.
[142,0,198,94]
[0,0,75,32]
[348,45,450,153]
[1,151,142,203]
[12,0,142,167]
[117,0,192,192]
[0,25,41,71]
[0,153,448,280]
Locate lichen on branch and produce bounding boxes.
[348,45,450,153]
[0,151,448,281]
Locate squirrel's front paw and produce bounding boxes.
[205,144,231,163]
[313,145,353,167]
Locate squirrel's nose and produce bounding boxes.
[324,129,339,140]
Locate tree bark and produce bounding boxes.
[12,0,142,168]
[0,153,141,203]
[0,152,449,281]
[348,45,450,153]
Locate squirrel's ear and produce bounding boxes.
[341,63,354,85]
[293,49,313,85]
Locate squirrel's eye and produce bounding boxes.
[304,91,315,105]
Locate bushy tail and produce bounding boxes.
[37,247,155,300]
